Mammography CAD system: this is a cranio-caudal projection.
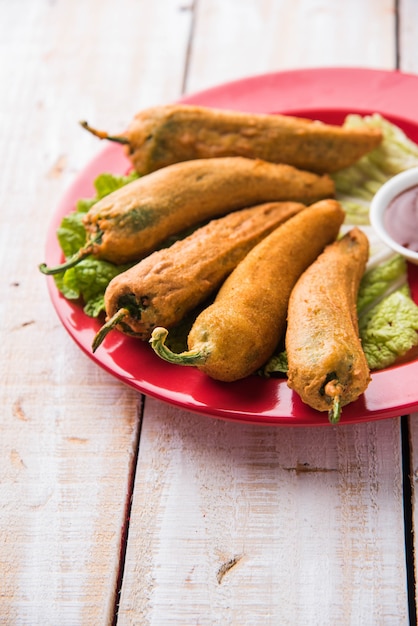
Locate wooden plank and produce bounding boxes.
[186,0,396,94]
[0,0,192,623]
[118,401,408,625]
[398,0,418,616]
[118,1,410,623]
[409,411,418,612]
[398,0,418,74]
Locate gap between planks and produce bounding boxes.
[112,395,146,626]
[401,414,417,626]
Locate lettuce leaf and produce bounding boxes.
[259,351,288,377]
[357,254,407,315]
[54,257,133,317]
[57,212,87,258]
[357,252,418,369]
[77,171,139,213]
[333,114,418,370]
[359,286,418,370]
[332,113,418,224]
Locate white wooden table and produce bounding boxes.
[2,1,418,624]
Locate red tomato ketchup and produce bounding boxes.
[384,185,418,252]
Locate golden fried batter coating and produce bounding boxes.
[123,104,383,175]
[83,157,334,264]
[179,199,345,381]
[286,228,371,418]
[103,201,306,339]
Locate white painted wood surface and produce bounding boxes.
[398,0,418,615]
[119,402,407,625]
[1,0,417,624]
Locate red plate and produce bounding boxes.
[44,67,418,426]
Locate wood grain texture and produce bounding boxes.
[186,0,396,94]
[1,0,415,624]
[117,0,411,624]
[398,0,418,615]
[119,400,407,625]
[0,0,191,623]
[399,0,418,74]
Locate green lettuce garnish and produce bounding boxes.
[77,171,139,213]
[56,212,87,258]
[332,113,418,224]
[359,286,418,370]
[357,254,407,315]
[333,114,418,370]
[357,253,418,369]
[53,171,138,316]
[54,257,133,317]
[260,351,288,377]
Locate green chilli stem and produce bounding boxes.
[80,120,130,145]
[150,327,208,366]
[323,376,343,424]
[39,247,91,275]
[39,231,103,276]
[328,395,342,425]
[92,308,129,353]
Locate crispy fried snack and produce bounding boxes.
[82,157,335,264]
[150,200,345,382]
[286,227,371,423]
[40,157,334,275]
[82,104,383,175]
[93,200,306,348]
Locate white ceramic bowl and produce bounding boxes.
[370,166,418,265]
